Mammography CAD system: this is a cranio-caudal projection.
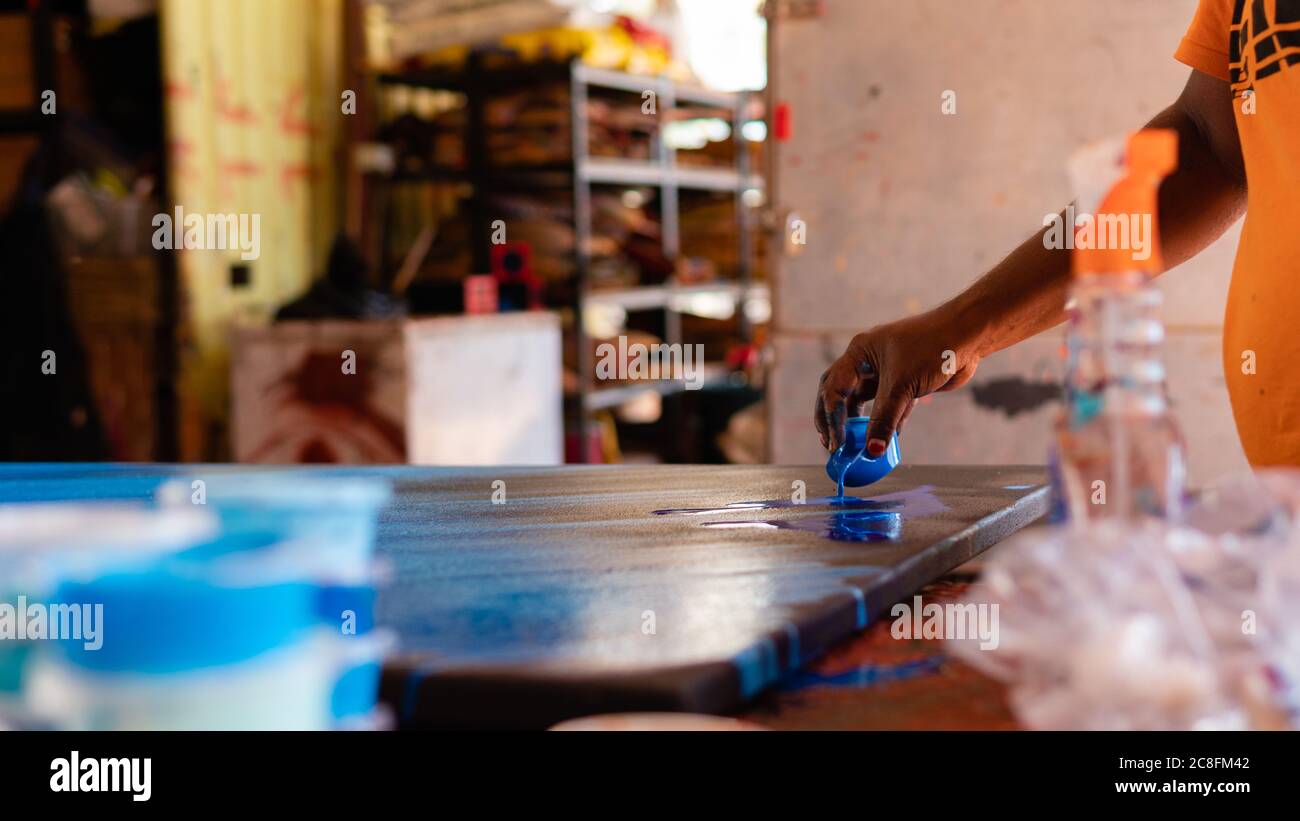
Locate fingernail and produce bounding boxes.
[867,438,887,457]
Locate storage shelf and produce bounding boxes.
[572,64,739,109]
[581,158,762,191]
[585,282,769,312]
[362,56,762,462]
[376,61,571,92]
[581,363,737,411]
[376,163,572,187]
[380,61,742,110]
[380,160,764,192]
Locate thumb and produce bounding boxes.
[865,382,913,457]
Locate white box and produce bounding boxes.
[231,313,563,465]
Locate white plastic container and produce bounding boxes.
[23,559,338,731]
[0,503,215,727]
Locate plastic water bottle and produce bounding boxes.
[1053,130,1187,522]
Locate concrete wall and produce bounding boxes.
[768,0,1247,485]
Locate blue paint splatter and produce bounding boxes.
[701,510,903,542]
[783,655,944,691]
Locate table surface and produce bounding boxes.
[0,462,1046,729]
[362,463,1049,726]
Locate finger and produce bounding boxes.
[814,391,830,450]
[847,363,880,416]
[814,371,834,449]
[866,382,914,457]
[822,391,849,452]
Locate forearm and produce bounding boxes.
[933,100,1246,360]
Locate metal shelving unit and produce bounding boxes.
[372,57,763,461]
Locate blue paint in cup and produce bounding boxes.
[825,416,901,493]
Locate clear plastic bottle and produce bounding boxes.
[1054,131,1187,522]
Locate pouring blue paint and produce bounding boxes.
[653,424,912,543]
[826,417,900,500]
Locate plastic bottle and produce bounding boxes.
[1054,130,1187,522]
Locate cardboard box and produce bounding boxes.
[231,313,563,465]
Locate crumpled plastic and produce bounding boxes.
[949,470,1300,730]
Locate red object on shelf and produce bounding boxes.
[463,275,498,314]
[726,343,760,371]
[774,102,792,142]
[615,15,672,53]
[490,242,543,310]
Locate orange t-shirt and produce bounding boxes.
[1175,0,1300,466]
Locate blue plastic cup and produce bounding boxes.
[825,416,901,488]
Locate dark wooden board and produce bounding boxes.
[0,462,1048,729]
[371,464,1048,728]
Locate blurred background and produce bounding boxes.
[0,0,1245,484]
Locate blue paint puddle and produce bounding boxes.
[652,485,947,543]
[783,655,944,691]
[700,510,902,542]
[651,494,901,517]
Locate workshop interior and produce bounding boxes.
[1,0,1297,746]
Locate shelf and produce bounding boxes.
[585,282,769,312]
[582,363,737,411]
[581,158,763,191]
[375,159,762,193]
[380,61,745,111]
[362,57,761,462]
[572,64,740,108]
[376,61,572,92]
[372,163,574,190]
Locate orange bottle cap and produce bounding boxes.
[1072,129,1178,276]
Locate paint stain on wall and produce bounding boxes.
[970,377,1060,418]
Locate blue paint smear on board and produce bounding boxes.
[653,486,947,544]
[1,464,966,715]
[701,510,903,542]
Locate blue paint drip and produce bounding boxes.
[784,655,944,692]
[784,623,800,670]
[846,586,867,629]
[835,451,852,501]
[731,638,781,699]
